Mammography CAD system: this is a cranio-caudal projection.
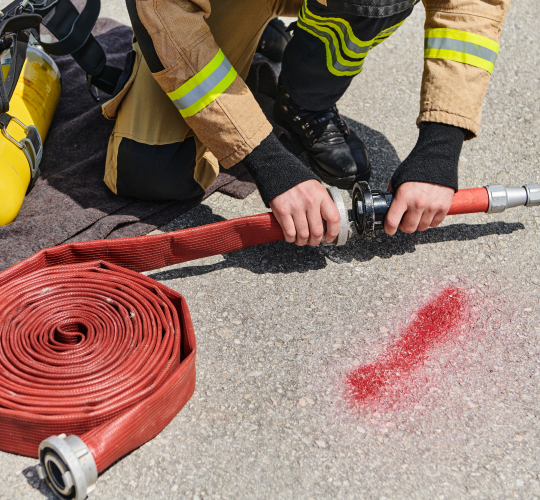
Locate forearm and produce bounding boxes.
[420,0,511,138]
[391,122,465,193]
[386,121,465,235]
[126,0,272,168]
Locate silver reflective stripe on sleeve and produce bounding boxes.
[167,49,238,118]
[424,28,500,74]
[173,58,233,111]
[425,37,498,66]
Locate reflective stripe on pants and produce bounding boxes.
[297,0,406,76]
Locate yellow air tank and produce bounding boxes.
[0,45,61,226]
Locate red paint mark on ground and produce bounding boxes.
[346,287,471,407]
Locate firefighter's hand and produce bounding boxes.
[270,180,341,246]
[384,181,454,235]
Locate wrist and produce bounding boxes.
[241,132,319,206]
[391,122,465,193]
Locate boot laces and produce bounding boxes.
[298,106,348,145]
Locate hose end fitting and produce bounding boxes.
[351,182,393,239]
[38,434,97,500]
[525,184,540,207]
[486,184,540,212]
[321,186,351,246]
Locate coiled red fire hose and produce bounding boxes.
[0,183,537,499]
[0,214,284,469]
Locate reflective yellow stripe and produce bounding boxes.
[303,3,370,56]
[424,28,499,74]
[297,16,364,76]
[167,49,237,118]
[303,1,405,57]
[298,0,405,77]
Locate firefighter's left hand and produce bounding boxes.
[384,181,454,235]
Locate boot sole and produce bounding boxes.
[308,155,371,190]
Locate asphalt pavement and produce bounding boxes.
[1,1,539,499]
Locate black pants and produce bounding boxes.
[115,136,205,200]
[281,0,415,111]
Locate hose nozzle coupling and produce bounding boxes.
[321,186,352,246]
[350,182,540,240]
[320,182,540,245]
[351,182,393,239]
[37,434,97,500]
[486,184,540,213]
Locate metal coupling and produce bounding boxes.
[321,186,351,246]
[37,434,97,500]
[525,184,540,207]
[485,184,540,213]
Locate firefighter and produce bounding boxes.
[103,0,509,246]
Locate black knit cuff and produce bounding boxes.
[391,122,465,193]
[241,133,319,206]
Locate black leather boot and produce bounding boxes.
[273,84,370,189]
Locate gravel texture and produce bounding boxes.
[1,1,540,499]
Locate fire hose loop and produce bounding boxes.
[1,262,184,421]
[0,260,197,499]
[0,183,537,499]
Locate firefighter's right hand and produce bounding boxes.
[269,180,341,246]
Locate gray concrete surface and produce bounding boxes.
[1,1,540,499]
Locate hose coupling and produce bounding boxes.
[321,186,352,246]
[350,181,393,239]
[485,184,540,213]
[37,434,97,500]
[525,184,540,207]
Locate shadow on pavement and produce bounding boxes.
[330,220,525,264]
[148,203,525,280]
[345,116,401,189]
[22,465,55,499]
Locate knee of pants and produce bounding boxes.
[116,136,205,201]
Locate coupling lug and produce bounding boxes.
[525,184,540,207]
[485,184,507,213]
[36,464,47,480]
[38,434,97,500]
[321,186,349,246]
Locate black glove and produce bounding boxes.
[242,132,319,207]
[391,122,466,193]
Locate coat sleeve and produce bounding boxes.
[419,0,511,139]
[126,0,273,168]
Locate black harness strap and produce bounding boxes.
[0,13,41,113]
[33,0,122,98]
[1,0,123,99]
[36,0,100,56]
[0,112,12,129]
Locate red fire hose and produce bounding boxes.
[0,183,537,499]
[0,215,283,466]
[447,187,488,215]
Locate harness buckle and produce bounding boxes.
[0,114,42,178]
[16,0,34,15]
